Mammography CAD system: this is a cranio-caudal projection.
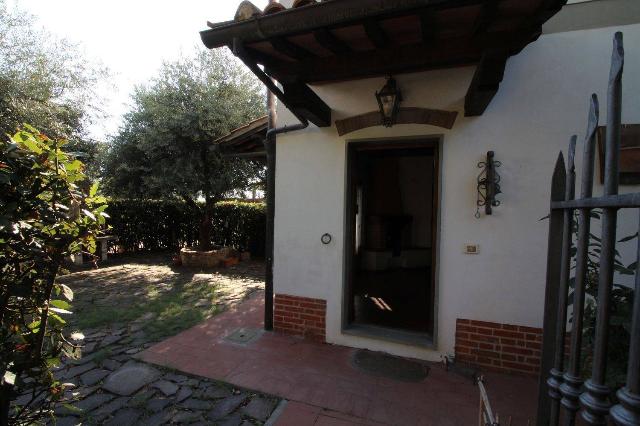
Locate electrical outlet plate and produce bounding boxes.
[464,244,479,255]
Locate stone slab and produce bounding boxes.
[165,373,188,383]
[197,385,232,400]
[241,397,278,421]
[57,393,114,416]
[92,396,130,420]
[80,369,110,386]
[206,394,247,421]
[173,410,204,423]
[147,398,172,413]
[101,359,121,371]
[64,362,97,379]
[101,334,125,347]
[104,408,142,426]
[152,380,179,396]
[175,386,193,402]
[102,363,160,396]
[180,398,213,411]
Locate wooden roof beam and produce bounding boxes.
[313,28,352,55]
[472,0,499,36]
[270,37,315,61]
[276,29,536,84]
[364,18,391,48]
[232,39,331,127]
[419,11,437,43]
[464,50,508,116]
[282,82,332,127]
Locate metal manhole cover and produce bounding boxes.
[352,349,430,382]
[224,327,262,345]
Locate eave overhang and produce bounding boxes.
[201,0,567,123]
[215,115,268,159]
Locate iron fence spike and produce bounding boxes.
[609,32,624,85]
[538,149,567,425]
[568,136,577,173]
[585,94,600,144]
[581,31,624,425]
[610,211,640,424]
[549,139,577,425]
[551,152,567,202]
[560,96,600,426]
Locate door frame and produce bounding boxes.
[341,135,442,347]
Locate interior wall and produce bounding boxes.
[397,156,434,248]
[362,155,433,249]
[272,23,640,361]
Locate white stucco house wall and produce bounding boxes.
[205,0,640,377]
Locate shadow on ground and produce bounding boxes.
[17,252,275,425]
[60,252,265,341]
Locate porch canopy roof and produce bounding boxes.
[201,0,566,126]
[214,115,268,159]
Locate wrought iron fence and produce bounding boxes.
[537,32,640,425]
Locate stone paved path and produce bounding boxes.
[17,254,280,425]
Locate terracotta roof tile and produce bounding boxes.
[235,0,324,22]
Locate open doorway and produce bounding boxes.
[344,139,438,342]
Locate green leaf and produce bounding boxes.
[82,209,96,221]
[22,123,39,134]
[2,371,16,386]
[89,182,99,197]
[18,135,43,154]
[59,284,74,301]
[65,160,83,172]
[27,320,41,331]
[46,357,61,367]
[50,307,73,315]
[50,299,71,310]
[619,232,638,243]
[49,313,67,325]
[61,404,83,414]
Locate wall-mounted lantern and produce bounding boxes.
[375,77,402,127]
[475,151,502,218]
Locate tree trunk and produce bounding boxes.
[199,196,213,251]
[0,383,10,426]
[199,140,214,251]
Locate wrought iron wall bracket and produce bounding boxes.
[475,151,502,218]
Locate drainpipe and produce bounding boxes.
[266,117,309,140]
[263,1,312,331]
[263,108,308,332]
[264,68,276,331]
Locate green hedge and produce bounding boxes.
[106,200,266,256]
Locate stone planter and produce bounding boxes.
[180,247,232,268]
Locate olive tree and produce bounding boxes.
[103,49,264,250]
[0,0,109,175]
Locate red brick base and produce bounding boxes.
[455,318,542,377]
[274,294,326,342]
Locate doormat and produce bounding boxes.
[352,349,430,382]
[223,327,262,345]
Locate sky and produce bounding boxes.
[11,0,269,141]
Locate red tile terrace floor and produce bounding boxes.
[140,292,539,425]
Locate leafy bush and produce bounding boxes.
[0,127,106,424]
[106,199,265,256]
[568,210,637,389]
